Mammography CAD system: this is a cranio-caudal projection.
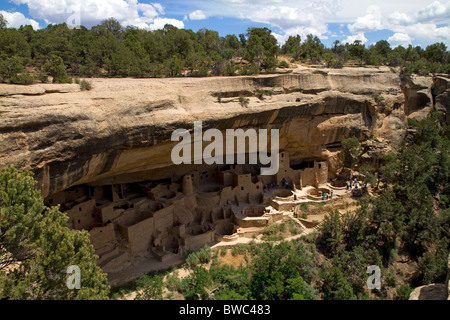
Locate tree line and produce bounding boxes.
[0,15,449,85]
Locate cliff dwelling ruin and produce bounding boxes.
[44,152,336,284]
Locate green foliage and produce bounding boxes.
[278,60,290,68]
[8,73,34,85]
[0,56,24,83]
[286,276,318,300]
[341,136,361,168]
[372,93,385,105]
[249,241,318,300]
[0,14,6,30]
[0,167,43,272]
[135,274,164,300]
[43,54,72,83]
[385,269,398,288]
[180,266,212,300]
[396,284,412,300]
[210,265,251,300]
[80,79,92,91]
[0,167,109,300]
[320,266,355,300]
[239,95,250,107]
[0,20,447,79]
[317,210,344,256]
[300,202,309,211]
[185,245,211,269]
[245,27,278,71]
[231,243,248,256]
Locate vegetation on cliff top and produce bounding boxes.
[0,14,449,85]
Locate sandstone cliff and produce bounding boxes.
[0,66,439,198]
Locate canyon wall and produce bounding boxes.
[0,66,441,197]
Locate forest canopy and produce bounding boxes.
[0,15,449,85]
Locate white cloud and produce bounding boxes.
[345,1,450,47]
[417,0,450,22]
[0,10,40,29]
[11,0,184,30]
[388,11,414,26]
[189,10,206,20]
[211,0,341,40]
[347,5,383,33]
[342,32,368,44]
[387,32,412,47]
[148,18,184,30]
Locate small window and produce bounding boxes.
[241,187,244,191]
[282,153,284,158]
[78,219,81,224]
[257,186,260,189]
[79,207,82,212]
[319,164,322,169]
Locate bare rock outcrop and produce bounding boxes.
[409,254,450,300]
[0,66,437,198]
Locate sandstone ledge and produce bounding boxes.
[0,66,435,198]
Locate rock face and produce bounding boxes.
[0,66,436,198]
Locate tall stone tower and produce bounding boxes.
[182,175,194,195]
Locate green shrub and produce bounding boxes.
[165,272,183,292]
[80,79,92,91]
[231,243,248,256]
[55,74,73,84]
[185,245,211,269]
[385,269,397,287]
[278,60,290,68]
[372,93,385,105]
[239,95,249,107]
[300,203,309,211]
[396,284,412,300]
[256,89,265,100]
[38,73,49,83]
[8,73,34,85]
[135,274,164,300]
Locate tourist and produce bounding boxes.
[294,194,297,201]
[331,190,333,199]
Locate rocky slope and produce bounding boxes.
[0,66,441,198]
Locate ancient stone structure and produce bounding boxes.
[43,160,307,272]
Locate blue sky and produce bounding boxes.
[1,0,449,48]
